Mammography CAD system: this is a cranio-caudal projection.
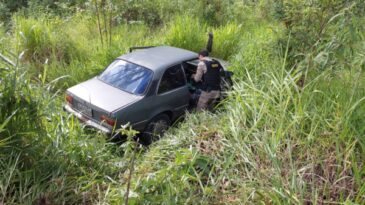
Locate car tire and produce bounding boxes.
[141,114,171,145]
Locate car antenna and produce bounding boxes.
[206,32,213,53]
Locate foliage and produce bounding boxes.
[13,15,87,64]
[164,15,207,53]
[211,23,243,60]
[0,0,365,204]
[274,0,365,66]
[0,2,10,24]
[0,54,124,204]
[0,0,28,12]
[163,16,246,60]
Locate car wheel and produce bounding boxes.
[141,114,171,145]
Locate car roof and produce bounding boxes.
[118,46,198,71]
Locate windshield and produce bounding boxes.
[98,60,153,95]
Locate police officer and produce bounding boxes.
[192,49,221,110]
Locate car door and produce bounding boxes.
[153,64,189,119]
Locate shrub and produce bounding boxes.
[274,0,365,64]
[0,2,10,24]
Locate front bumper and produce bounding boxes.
[64,104,112,134]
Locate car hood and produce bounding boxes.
[67,77,143,113]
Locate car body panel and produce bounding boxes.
[119,46,197,71]
[67,77,143,113]
[64,104,113,133]
[114,85,189,132]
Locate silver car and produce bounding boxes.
[64,46,232,141]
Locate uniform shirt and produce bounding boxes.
[193,57,212,82]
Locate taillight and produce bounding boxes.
[65,94,73,104]
[100,115,116,126]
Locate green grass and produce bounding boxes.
[0,1,365,204]
[164,15,207,53]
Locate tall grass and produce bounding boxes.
[164,15,207,53]
[123,11,365,204]
[0,52,126,204]
[210,23,243,60]
[13,15,85,64]
[0,1,364,204]
[128,37,365,205]
[11,13,152,89]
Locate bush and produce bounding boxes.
[274,0,365,65]
[0,2,10,24]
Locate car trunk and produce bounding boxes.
[66,77,143,120]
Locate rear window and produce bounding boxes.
[98,60,153,95]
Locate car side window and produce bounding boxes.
[158,64,186,94]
